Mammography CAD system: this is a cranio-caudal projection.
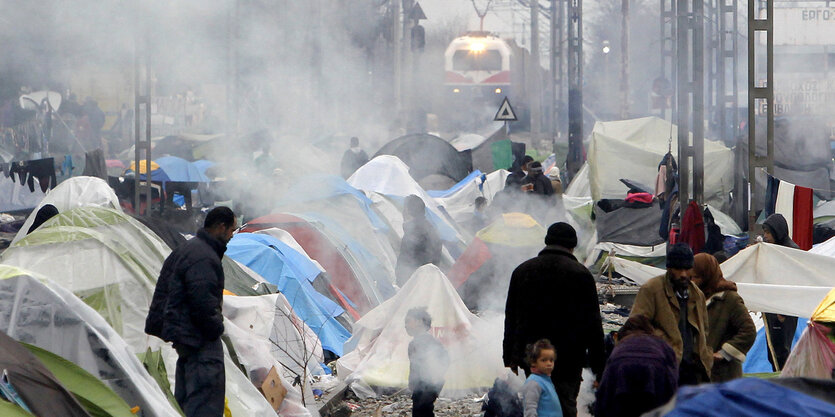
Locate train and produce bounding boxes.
[444,31,514,106]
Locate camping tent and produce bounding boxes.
[0,331,91,417]
[781,287,835,379]
[374,133,469,182]
[448,213,545,311]
[593,199,666,246]
[12,176,121,244]
[226,232,352,356]
[337,265,507,397]
[0,268,182,416]
[586,117,733,209]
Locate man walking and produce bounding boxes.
[145,206,237,417]
[395,195,442,286]
[503,222,605,417]
[631,242,713,385]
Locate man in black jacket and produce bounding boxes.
[503,222,605,417]
[395,195,442,286]
[762,213,800,372]
[340,136,369,179]
[145,206,237,417]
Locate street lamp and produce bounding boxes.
[602,40,611,55]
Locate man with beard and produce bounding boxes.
[631,243,713,385]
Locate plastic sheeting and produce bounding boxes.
[429,170,509,224]
[2,207,169,349]
[337,265,507,397]
[780,322,835,379]
[666,378,835,416]
[812,287,835,322]
[587,117,733,208]
[594,200,666,246]
[12,176,122,244]
[0,271,181,416]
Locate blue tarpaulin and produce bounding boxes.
[426,170,482,198]
[667,378,835,416]
[226,233,352,356]
[742,318,807,374]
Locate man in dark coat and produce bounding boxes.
[145,206,237,417]
[503,222,605,417]
[761,213,800,372]
[395,195,442,286]
[340,136,369,178]
[522,161,554,196]
[505,155,534,188]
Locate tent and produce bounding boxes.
[12,176,122,245]
[427,169,509,225]
[223,293,326,384]
[781,287,835,379]
[586,117,733,209]
[374,133,470,182]
[449,128,513,173]
[0,268,182,416]
[225,232,352,356]
[448,213,545,311]
[2,207,169,349]
[663,378,835,416]
[593,199,666,246]
[0,331,91,417]
[144,156,210,183]
[336,265,507,397]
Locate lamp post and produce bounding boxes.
[602,40,611,116]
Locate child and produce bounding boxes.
[405,307,449,417]
[521,339,562,417]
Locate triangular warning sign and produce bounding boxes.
[494,97,517,121]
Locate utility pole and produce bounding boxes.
[566,0,583,180]
[550,0,563,147]
[134,5,152,218]
[620,0,629,119]
[676,0,705,207]
[747,0,774,234]
[659,0,676,120]
[392,0,402,123]
[530,0,542,136]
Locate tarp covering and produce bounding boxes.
[337,265,506,397]
[608,243,835,318]
[780,321,835,379]
[374,133,469,182]
[12,176,122,245]
[223,293,325,382]
[429,169,509,225]
[0,270,181,416]
[743,318,805,374]
[587,117,733,208]
[593,200,666,246]
[475,213,545,247]
[665,378,835,416]
[145,156,211,183]
[226,232,351,356]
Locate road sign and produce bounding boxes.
[494,97,518,121]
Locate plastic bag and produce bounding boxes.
[781,321,835,379]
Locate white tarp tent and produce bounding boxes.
[587,117,733,208]
[608,243,835,317]
[12,176,121,244]
[336,265,506,397]
[432,169,509,224]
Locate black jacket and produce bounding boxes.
[763,213,800,249]
[395,217,442,285]
[340,148,369,179]
[503,245,606,380]
[522,172,554,196]
[145,229,227,348]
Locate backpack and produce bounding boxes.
[482,378,523,417]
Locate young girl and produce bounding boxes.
[521,339,563,417]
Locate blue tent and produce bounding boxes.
[150,156,210,183]
[226,233,352,356]
[426,170,483,198]
[667,378,835,416]
[192,159,215,177]
[742,318,807,373]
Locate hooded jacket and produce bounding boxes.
[693,253,756,382]
[763,213,799,249]
[145,229,226,348]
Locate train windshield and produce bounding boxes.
[452,50,502,71]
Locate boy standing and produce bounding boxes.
[406,308,449,417]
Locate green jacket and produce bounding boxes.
[631,275,713,381]
[705,290,756,382]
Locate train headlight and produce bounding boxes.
[494,88,502,94]
[469,42,485,53]
[453,88,461,93]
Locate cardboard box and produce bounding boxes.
[259,366,287,411]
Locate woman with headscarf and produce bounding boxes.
[691,253,756,382]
